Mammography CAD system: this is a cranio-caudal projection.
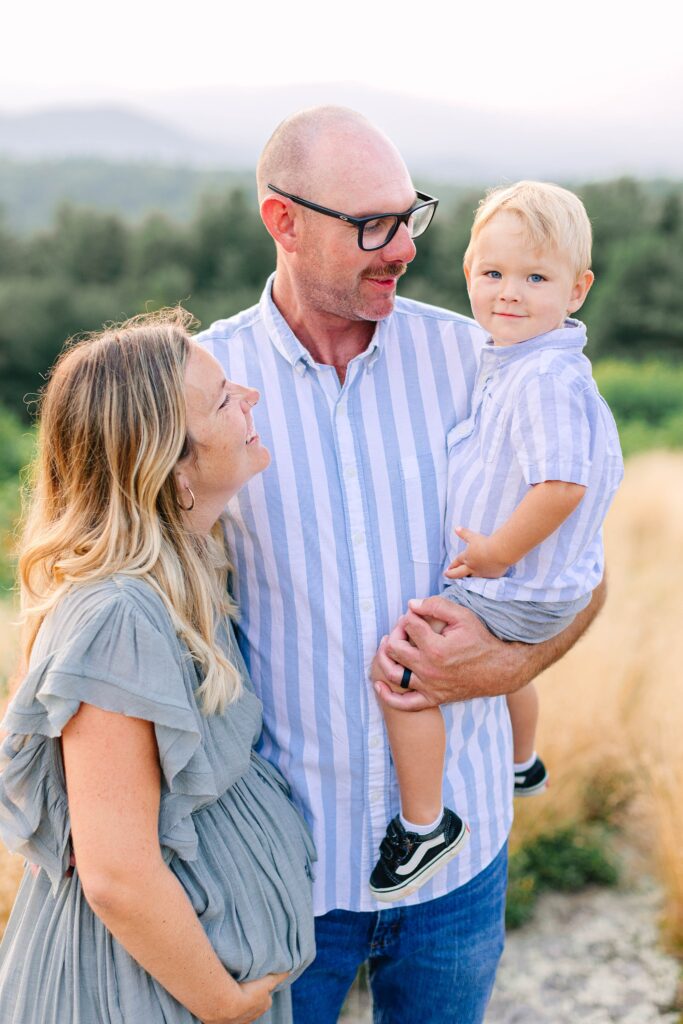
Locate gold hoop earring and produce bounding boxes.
[177,486,195,512]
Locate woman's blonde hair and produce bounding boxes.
[463,180,592,278]
[18,308,241,714]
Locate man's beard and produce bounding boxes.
[299,262,408,322]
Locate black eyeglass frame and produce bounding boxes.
[267,183,439,251]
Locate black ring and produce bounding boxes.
[400,667,412,689]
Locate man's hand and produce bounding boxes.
[444,526,511,579]
[371,578,606,712]
[370,596,519,710]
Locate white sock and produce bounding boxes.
[400,808,444,836]
[514,752,538,773]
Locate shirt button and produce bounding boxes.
[361,599,373,613]
[353,532,365,546]
[370,789,382,804]
[345,465,357,479]
[369,734,381,750]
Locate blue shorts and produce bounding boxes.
[442,584,591,643]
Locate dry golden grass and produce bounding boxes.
[0,600,19,698]
[0,599,24,936]
[0,453,680,947]
[513,451,683,952]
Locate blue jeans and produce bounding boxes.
[291,841,507,1023]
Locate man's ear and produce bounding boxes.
[567,269,594,315]
[260,195,298,254]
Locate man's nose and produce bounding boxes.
[381,221,417,265]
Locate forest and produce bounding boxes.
[1,174,683,587]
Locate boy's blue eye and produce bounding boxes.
[529,274,545,283]
[485,270,502,279]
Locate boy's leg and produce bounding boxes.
[381,610,449,825]
[506,681,549,795]
[369,842,508,1023]
[370,699,468,900]
[381,701,445,826]
[370,610,469,901]
[506,680,539,764]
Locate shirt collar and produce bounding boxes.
[259,273,383,377]
[481,318,587,364]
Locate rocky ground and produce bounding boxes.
[486,879,681,1023]
[341,877,682,1023]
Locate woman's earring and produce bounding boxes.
[177,486,195,512]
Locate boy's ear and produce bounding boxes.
[567,270,594,315]
[463,264,472,292]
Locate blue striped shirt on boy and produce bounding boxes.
[445,321,624,603]
[197,277,513,915]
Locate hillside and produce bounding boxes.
[3,82,683,181]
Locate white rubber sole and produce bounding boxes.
[513,774,550,798]
[369,823,470,904]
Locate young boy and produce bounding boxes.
[370,181,624,902]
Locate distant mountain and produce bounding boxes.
[0,158,254,232]
[1,84,682,181]
[0,107,221,163]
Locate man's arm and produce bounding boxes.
[371,576,606,711]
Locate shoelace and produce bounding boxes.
[379,819,414,862]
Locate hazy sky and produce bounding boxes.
[4,0,682,120]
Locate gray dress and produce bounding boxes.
[0,577,316,1023]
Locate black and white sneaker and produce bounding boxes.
[369,808,469,902]
[514,756,549,797]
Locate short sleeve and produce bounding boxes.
[0,587,217,892]
[510,373,593,486]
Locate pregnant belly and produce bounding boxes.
[171,759,316,983]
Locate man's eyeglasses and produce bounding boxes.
[267,184,439,252]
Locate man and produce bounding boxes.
[197,106,603,1022]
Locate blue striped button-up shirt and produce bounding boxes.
[197,277,513,913]
[446,321,624,603]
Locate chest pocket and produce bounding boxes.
[398,449,446,566]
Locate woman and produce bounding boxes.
[0,310,315,1023]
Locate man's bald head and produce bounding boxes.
[256,106,419,335]
[256,106,409,206]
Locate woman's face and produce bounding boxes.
[177,343,270,530]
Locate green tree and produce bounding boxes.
[189,189,273,292]
[587,234,683,357]
[49,203,129,284]
[0,277,139,419]
[400,192,480,314]
[0,406,34,591]
[128,211,191,280]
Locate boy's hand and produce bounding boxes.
[444,526,511,579]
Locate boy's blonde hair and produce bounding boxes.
[463,181,592,278]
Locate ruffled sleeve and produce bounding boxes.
[0,582,218,893]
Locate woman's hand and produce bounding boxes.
[203,972,289,1024]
